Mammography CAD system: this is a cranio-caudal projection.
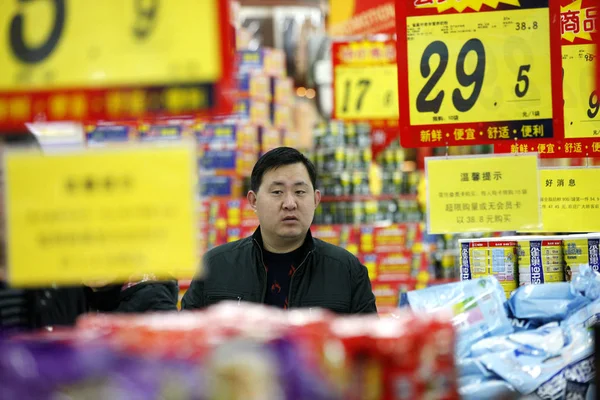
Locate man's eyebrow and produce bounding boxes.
[268,181,308,186]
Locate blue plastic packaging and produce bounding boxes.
[407,277,513,358]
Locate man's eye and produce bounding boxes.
[296,190,306,195]
[272,190,283,195]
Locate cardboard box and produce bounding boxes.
[237,73,271,101]
[271,77,294,105]
[235,98,270,126]
[237,49,286,77]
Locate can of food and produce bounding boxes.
[517,236,564,285]
[563,234,600,281]
[459,238,517,298]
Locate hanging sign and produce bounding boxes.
[5,144,199,287]
[426,154,541,234]
[0,0,233,130]
[332,39,399,156]
[395,0,563,148]
[532,167,600,232]
[495,0,599,158]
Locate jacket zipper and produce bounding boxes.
[288,250,313,309]
[253,239,268,302]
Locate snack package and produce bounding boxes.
[479,325,595,397]
[407,277,513,357]
[562,298,600,329]
[507,265,600,324]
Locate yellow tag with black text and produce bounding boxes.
[5,144,199,287]
[426,154,541,234]
[407,7,552,126]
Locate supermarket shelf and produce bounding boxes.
[319,194,417,202]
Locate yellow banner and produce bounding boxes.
[407,8,552,126]
[426,154,540,234]
[0,0,222,90]
[5,144,198,287]
[535,168,600,232]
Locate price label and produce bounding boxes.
[397,1,562,147]
[332,40,399,121]
[530,168,600,232]
[5,144,199,287]
[0,0,222,89]
[426,154,541,234]
[494,1,599,158]
[0,0,230,128]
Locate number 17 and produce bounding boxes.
[342,79,371,113]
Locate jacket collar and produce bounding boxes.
[252,226,316,254]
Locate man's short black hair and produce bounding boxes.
[250,147,317,192]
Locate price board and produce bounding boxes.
[5,144,199,287]
[332,39,399,156]
[426,153,541,234]
[0,0,233,130]
[395,0,563,148]
[495,0,599,158]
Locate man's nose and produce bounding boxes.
[282,192,297,209]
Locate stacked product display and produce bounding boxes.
[404,265,599,399]
[459,233,600,298]
[0,304,458,400]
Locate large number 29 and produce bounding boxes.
[416,39,485,114]
[9,0,66,64]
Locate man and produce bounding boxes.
[182,147,377,314]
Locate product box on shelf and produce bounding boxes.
[271,77,294,105]
[138,122,194,142]
[371,279,410,315]
[198,149,257,175]
[236,73,271,101]
[271,103,293,130]
[195,122,258,150]
[85,123,137,146]
[376,251,413,281]
[236,48,286,77]
[235,98,270,126]
[199,175,243,197]
[258,126,281,154]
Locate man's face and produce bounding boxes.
[248,163,320,245]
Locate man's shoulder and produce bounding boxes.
[204,236,254,262]
[313,238,359,266]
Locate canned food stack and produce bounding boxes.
[459,238,518,298]
[562,233,600,281]
[517,237,565,286]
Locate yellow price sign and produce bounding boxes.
[5,144,199,287]
[426,154,541,234]
[396,1,562,148]
[563,45,598,138]
[332,40,399,121]
[0,0,223,90]
[534,168,600,232]
[407,8,551,125]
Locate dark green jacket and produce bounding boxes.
[182,228,377,314]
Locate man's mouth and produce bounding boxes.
[282,216,298,221]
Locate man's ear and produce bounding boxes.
[247,190,258,210]
[314,189,321,208]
